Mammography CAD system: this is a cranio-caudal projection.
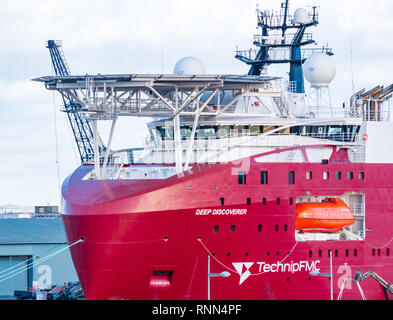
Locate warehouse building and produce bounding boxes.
[0,217,78,298]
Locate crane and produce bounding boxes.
[46,40,104,164]
[355,269,393,300]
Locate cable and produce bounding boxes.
[0,242,65,277]
[356,281,367,300]
[337,277,349,300]
[0,239,83,284]
[198,238,299,276]
[51,65,61,200]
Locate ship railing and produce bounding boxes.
[348,146,366,163]
[101,131,364,168]
[253,32,314,47]
[235,47,333,63]
[349,204,365,219]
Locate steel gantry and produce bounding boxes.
[46,40,104,163]
[34,73,281,177]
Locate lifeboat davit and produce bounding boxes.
[295,198,355,233]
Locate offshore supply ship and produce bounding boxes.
[35,1,393,300]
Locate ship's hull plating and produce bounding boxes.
[61,150,393,300]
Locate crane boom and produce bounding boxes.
[46,40,104,164]
[355,269,393,300]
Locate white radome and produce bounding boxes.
[173,56,206,75]
[303,53,336,87]
[293,8,309,25]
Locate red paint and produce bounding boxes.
[61,145,393,300]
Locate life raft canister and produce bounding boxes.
[295,198,355,233]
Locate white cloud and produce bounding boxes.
[0,0,392,205]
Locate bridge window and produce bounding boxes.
[238,171,246,185]
[347,172,354,180]
[336,172,342,180]
[261,171,268,184]
[359,172,364,180]
[323,172,329,180]
[289,171,295,185]
[306,171,312,180]
[219,198,224,206]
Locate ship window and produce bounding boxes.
[288,171,295,185]
[345,249,349,257]
[372,248,376,256]
[378,249,381,256]
[387,248,390,256]
[359,172,364,180]
[157,126,174,140]
[323,172,329,180]
[258,224,263,232]
[262,198,267,205]
[309,250,313,258]
[219,198,224,206]
[284,224,288,232]
[247,198,251,205]
[238,171,246,185]
[347,172,354,180]
[336,172,342,180]
[306,171,312,180]
[275,224,279,232]
[261,171,268,184]
[354,249,358,257]
[276,198,280,205]
[213,225,219,233]
[289,198,293,205]
[335,249,338,257]
[230,225,236,233]
[195,126,218,139]
[318,250,322,257]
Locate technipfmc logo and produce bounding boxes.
[232,263,254,285]
[232,260,320,285]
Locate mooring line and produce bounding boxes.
[198,238,299,276]
[0,239,84,284]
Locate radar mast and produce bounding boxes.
[235,0,333,94]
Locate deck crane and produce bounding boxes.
[46,40,104,164]
[355,269,393,300]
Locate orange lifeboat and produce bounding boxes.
[295,198,355,233]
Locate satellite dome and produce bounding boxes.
[303,53,336,87]
[293,8,309,24]
[173,56,206,75]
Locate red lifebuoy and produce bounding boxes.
[363,134,368,141]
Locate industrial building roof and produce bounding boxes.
[0,218,67,244]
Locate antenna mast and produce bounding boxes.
[235,1,333,94]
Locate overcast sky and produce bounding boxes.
[0,0,392,206]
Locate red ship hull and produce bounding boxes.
[61,147,393,300]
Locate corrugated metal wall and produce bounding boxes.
[0,256,29,297]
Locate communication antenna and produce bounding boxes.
[350,33,355,94]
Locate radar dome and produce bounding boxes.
[303,53,336,87]
[293,8,309,24]
[174,56,206,75]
